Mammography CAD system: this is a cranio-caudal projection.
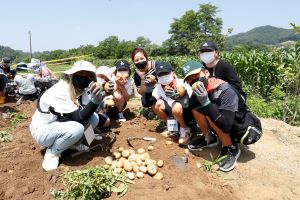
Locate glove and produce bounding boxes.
[193,82,210,107]
[144,75,156,93]
[89,81,103,105]
[103,80,115,94]
[165,87,179,100]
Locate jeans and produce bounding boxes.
[33,113,99,154]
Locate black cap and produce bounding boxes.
[115,59,130,70]
[2,57,11,64]
[199,41,218,51]
[155,61,173,75]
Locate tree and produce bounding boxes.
[167,3,228,55]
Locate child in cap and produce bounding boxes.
[142,61,194,145]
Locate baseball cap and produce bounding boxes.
[2,57,11,64]
[115,59,130,70]
[182,61,205,82]
[64,60,96,81]
[155,61,173,76]
[199,41,218,51]
[96,66,113,80]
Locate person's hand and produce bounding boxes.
[193,81,210,107]
[116,76,127,87]
[104,80,115,94]
[165,87,179,100]
[144,75,156,93]
[6,73,13,79]
[89,81,103,104]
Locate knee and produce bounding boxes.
[90,113,99,128]
[153,100,164,112]
[103,118,110,127]
[172,103,183,116]
[70,122,85,140]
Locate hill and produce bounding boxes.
[226,25,300,46]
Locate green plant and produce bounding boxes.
[0,131,13,142]
[203,153,227,172]
[9,112,26,129]
[51,166,133,200]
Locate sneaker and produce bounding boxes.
[94,134,103,141]
[188,133,219,150]
[70,143,90,152]
[117,112,126,122]
[178,127,192,145]
[42,148,60,171]
[218,144,241,172]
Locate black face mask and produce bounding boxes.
[199,77,208,88]
[72,74,91,89]
[135,61,147,70]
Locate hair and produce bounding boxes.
[131,48,148,62]
[65,75,80,106]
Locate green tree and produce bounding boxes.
[168,3,228,55]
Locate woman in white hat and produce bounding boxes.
[29,60,104,171]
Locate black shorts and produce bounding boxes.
[98,113,109,127]
[106,101,127,118]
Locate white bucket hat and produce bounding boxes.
[64,60,96,80]
[96,66,113,80]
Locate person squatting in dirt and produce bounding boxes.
[181,60,262,172]
[14,58,58,105]
[198,41,247,101]
[29,60,106,171]
[0,57,16,104]
[141,61,194,145]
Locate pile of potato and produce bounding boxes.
[104,147,164,180]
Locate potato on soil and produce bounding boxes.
[153,172,163,180]
[137,148,146,154]
[136,172,144,178]
[147,145,154,151]
[114,152,121,159]
[122,150,130,158]
[104,156,113,165]
[147,164,158,175]
[123,161,133,172]
[127,172,135,180]
[157,160,164,167]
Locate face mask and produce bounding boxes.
[200,52,215,64]
[97,77,106,85]
[199,76,208,88]
[135,61,147,70]
[32,64,42,74]
[72,74,91,89]
[158,74,173,86]
[116,71,129,78]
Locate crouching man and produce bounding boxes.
[182,61,262,172]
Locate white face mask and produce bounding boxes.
[158,74,173,85]
[97,77,106,85]
[200,52,215,64]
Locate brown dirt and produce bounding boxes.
[0,96,300,200]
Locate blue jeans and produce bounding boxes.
[33,113,99,154]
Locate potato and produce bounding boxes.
[136,158,143,166]
[116,160,123,168]
[147,164,158,175]
[142,152,150,160]
[118,147,124,152]
[104,82,111,92]
[129,149,135,154]
[139,166,147,173]
[157,160,164,168]
[103,164,110,169]
[139,154,146,161]
[127,172,135,180]
[114,167,123,174]
[123,161,133,172]
[104,156,113,165]
[165,141,173,145]
[111,161,118,169]
[192,81,200,90]
[177,85,186,97]
[137,148,146,154]
[104,99,115,108]
[153,172,163,180]
[133,165,140,173]
[128,153,137,162]
[145,75,157,85]
[145,159,153,166]
[114,152,121,159]
[121,150,130,158]
[147,145,154,151]
[136,172,144,178]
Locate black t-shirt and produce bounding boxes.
[133,61,156,87]
[204,60,246,98]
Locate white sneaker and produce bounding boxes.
[70,143,90,152]
[94,134,103,141]
[117,112,126,122]
[178,127,192,145]
[42,148,60,171]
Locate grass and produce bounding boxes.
[203,153,227,172]
[9,112,27,129]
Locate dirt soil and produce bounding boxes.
[0,96,300,200]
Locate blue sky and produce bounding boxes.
[1,0,299,52]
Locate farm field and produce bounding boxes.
[0,96,299,200]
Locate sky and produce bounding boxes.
[1,0,299,52]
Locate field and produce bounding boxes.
[0,96,300,200]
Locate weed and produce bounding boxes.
[8,112,26,129]
[0,131,13,142]
[203,153,227,172]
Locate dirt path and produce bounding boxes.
[0,97,299,200]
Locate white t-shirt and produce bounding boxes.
[152,79,192,107]
[30,80,78,135]
[14,74,37,95]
